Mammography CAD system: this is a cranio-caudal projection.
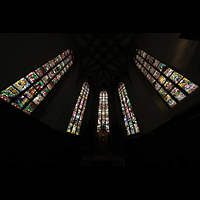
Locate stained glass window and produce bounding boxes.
[0,49,74,115]
[134,49,199,108]
[66,82,90,135]
[118,82,140,136]
[97,90,109,133]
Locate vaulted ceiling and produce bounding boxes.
[71,33,136,91]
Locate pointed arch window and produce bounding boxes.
[0,49,74,115]
[66,82,90,135]
[134,49,199,108]
[118,82,140,136]
[97,90,109,133]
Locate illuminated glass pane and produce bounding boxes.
[135,49,199,108]
[149,66,155,75]
[96,90,109,132]
[25,71,39,83]
[66,82,89,135]
[47,71,55,79]
[154,82,161,91]
[163,80,174,91]
[42,63,51,72]
[118,82,140,136]
[157,62,166,72]
[163,67,173,77]
[47,82,54,91]
[153,59,160,68]
[11,95,29,109]
[33,93,44,105]
[158,75,166,84]
[23,102,37,115]
[147,74,155,85]
[53,64,62,74]
[40,87,49,98]
[35,67,46,77]
[158,88,167,98]
[0,86,19,102]
[0,49,74,115]
[170,71,183,83]
[153,70,161,79]
[52,77,58,85]
[34,80,44,90]
[141,50,147,58]
[56,73,61,81]
[170,87,186,101]
[24,86,37,99]
[178,77,199,94]
[13,77,30,92]
[164,94,177,107]
[41,74,50,84]
[148,56,155,64]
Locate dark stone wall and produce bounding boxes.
[0,100,80,166]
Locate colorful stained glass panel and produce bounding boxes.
[41,74,50,84]
[118,82,140,136]
[24,86,37,99]
[170,71,183,83]
[0,48,74,115]
[163,67,174,77]
[163,80,174,91]
[25,71,39,83]
[170,87,186,101]
[33,93,44,105]
[34,80,44,91]
[42,63,51,72]
[97,90,109,132]
[135,49,199,108]
[23,102,37,115]
[154,82,161,91]
[157,62,166,72]
[13,77,30,92]
[11,95,29,109]
[158,75,166,84]
[158,88,167,98]
[41,87,49,97]
[178,77,199,94]
[164,94,177,107]
[35,67,46,77]
[153,70,161,79]
[66,82,89,135]
[0,86,20,102]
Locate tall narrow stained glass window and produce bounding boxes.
[97,90,109,133]
[134,49,199,108]
[66,82,90,135]
[118,82,140,136]
[0,49,74,115]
